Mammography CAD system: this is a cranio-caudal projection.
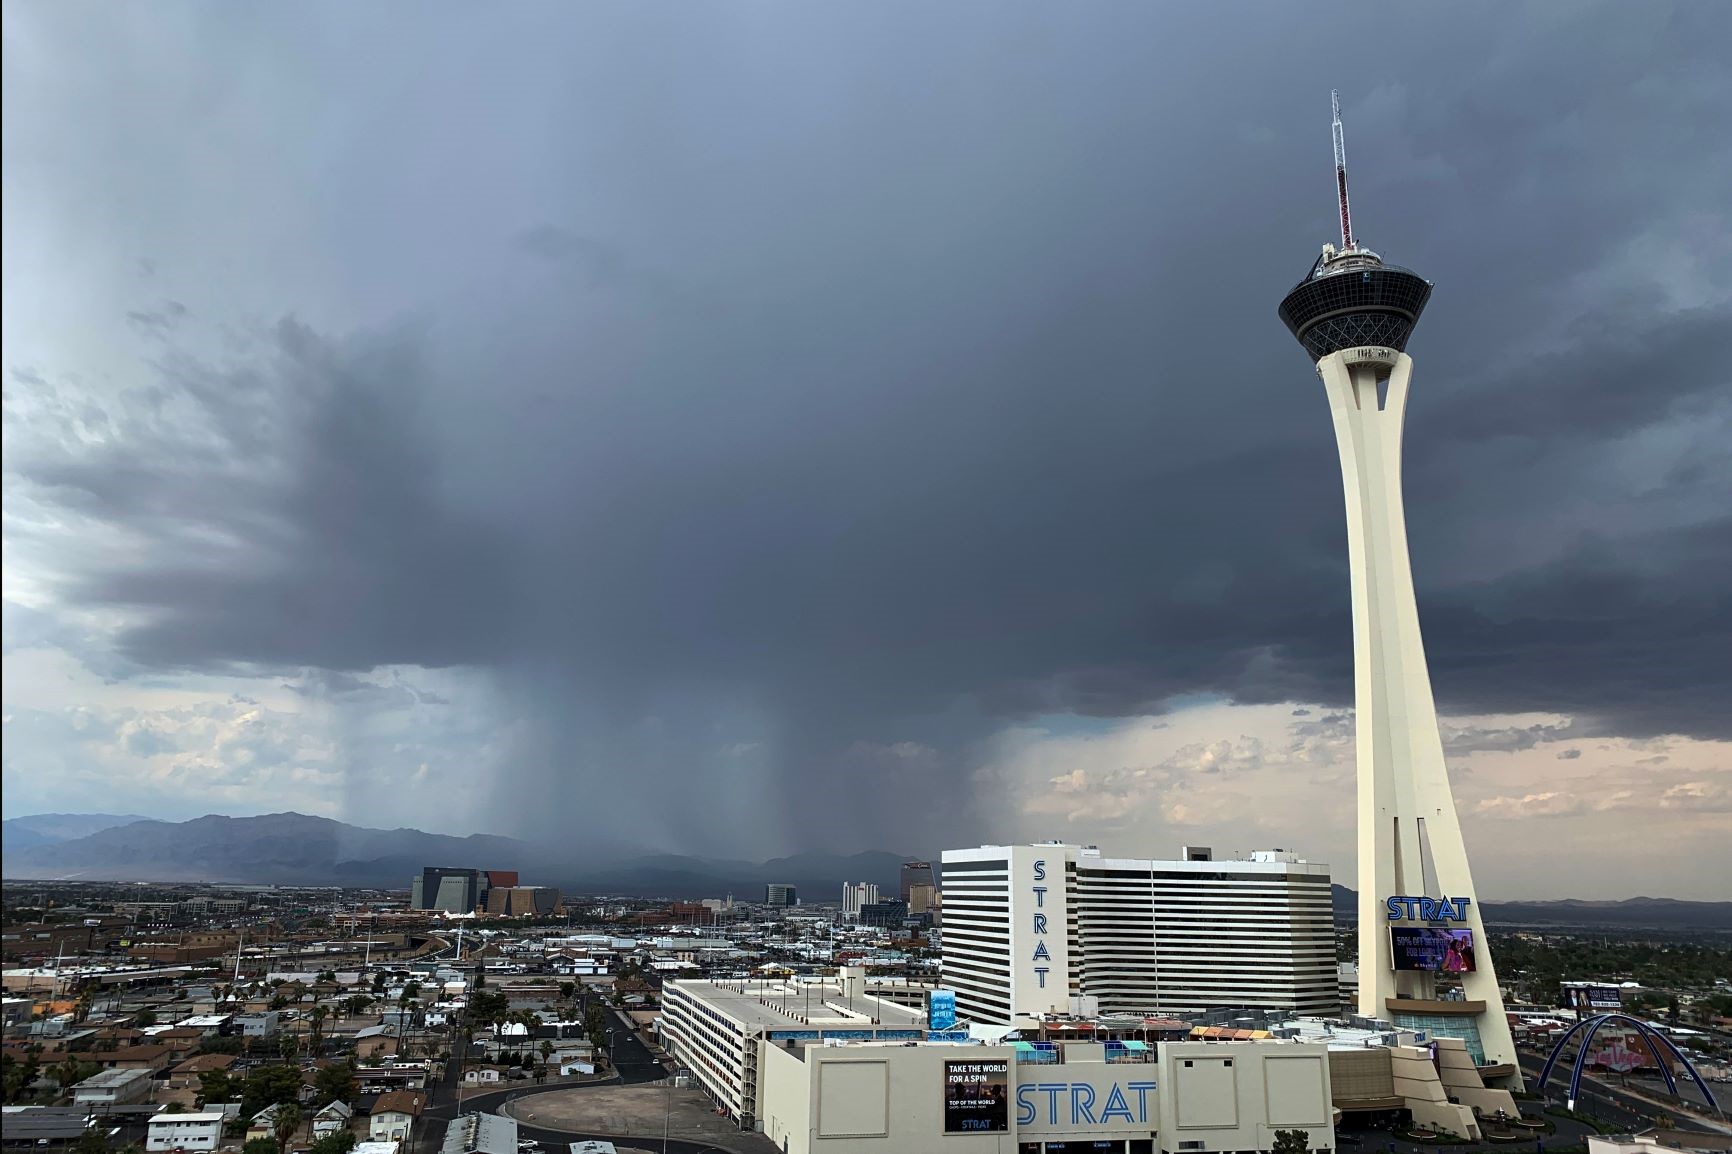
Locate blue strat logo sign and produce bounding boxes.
[1031,858,1052,989]
[1386,895,1472,922]
[1017,1080,1158,1128]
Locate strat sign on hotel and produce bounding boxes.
[1019,853,1070,1005]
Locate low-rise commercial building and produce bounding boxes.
[439,1113,517,1154]
[145,1112,225,1152]
[71,1068,154,1107]
[662,974,933,1124]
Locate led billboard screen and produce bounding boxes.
[1390,927,1477,973]
[943,1059,1009,1133]
[1563,985,1622,1011]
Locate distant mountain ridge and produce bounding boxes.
[0,811,914,899]
[5,813,1727,928]
[3,813,152,850]
[2,812,532,888]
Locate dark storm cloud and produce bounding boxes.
[5,2,1730,851]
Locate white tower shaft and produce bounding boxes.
[1318,347,1519,1075]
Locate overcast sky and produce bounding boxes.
[4,2,1728,899]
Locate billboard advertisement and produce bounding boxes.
[928,989,958,1031]
[1563,985,1622,1011]
[943,1059,1009,1134]
[1390,927,1477,973]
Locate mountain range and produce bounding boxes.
[4,812,1728,929]
[2,812,153,850]
[0,811,912,900]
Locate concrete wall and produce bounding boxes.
[1388,1046,1480,1140]
[1157,1042,1335,1154]
[1434,1038,1518,1120]
[759,1041,811,1154]
[755,1039,1334,1153]
[759,1042,1019,1154]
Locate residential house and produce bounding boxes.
[311,1101,353,1139]
[165,1053,238,1096]
[90,1045,173,1074]
[230,1013,279,1038]
[353,1025,398,1061]
[90,1027,147,1050]
[367,1092,423,1146]
[245,1103,301,1145]
[153,1028,207,1055]
[145,1111,226,1153]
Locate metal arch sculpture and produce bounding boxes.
[1537,1012,1720,1116]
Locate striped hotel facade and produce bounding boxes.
[940,843,1336,1027]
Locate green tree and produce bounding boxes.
[277,1033,300,1061]
[198,1069,235,1108]
[312,1062,355,1108]
[371,973,387,994]
[308,1006,328,1054]
[244,1139,280,1154]
[271,1102,302,1154]
[1272,1130,1311,1154]
[51,1058,99,1099]
[558,982,576,1001]
[2,1052,42,1104]
[240,1064,304,1117]
[467,991,510,1027]
[133,1009,157,1028]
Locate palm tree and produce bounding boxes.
[308,1006,328,1055]
[271,1102,302,1154]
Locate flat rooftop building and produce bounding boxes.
[661,971,936,1123]
[663,975,1336,1153]
[439,1114,517,1154]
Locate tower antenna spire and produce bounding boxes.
[1332,90,1355,250]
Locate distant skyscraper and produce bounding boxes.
[905,882,938,917]
[841,881,880,920]
[899,861,935,902]
[1277,93,1519,1083]
[764,883,797,907]
[412,867,484,912]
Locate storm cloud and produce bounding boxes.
[4,2,1729,860]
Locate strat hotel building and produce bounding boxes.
[941,842,1336,1026]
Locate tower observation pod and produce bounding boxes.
[1277,93,1522,1088]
